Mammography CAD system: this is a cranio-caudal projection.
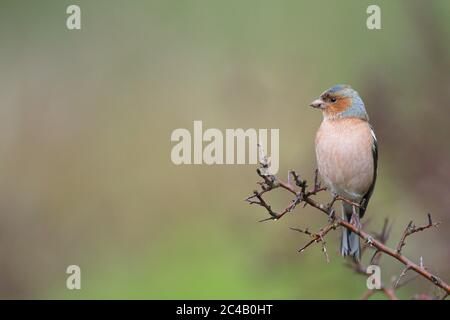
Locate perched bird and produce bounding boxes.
[309,84,378,260]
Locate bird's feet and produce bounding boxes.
[350,211,362,230]
[327,207,335,223]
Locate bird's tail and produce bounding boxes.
[340,202,361,261]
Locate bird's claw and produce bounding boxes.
[327,208,335,222]
[350,212,362,230]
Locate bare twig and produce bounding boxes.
[246,163,450,297]
[396,213,440,255]
[393,267,411,289]
[290,222,336,262]
[346,259,400,300]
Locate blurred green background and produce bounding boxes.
[0,0,448,299]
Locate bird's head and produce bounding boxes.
[309,84,368,121]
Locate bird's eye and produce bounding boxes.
[330,97,337,103]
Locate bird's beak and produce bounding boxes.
[309,98,325,109]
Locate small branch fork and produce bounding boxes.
[396,214,440,255]
[245,155,449,299]
[290,223,337,263]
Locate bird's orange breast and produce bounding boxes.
[315,117,375,201]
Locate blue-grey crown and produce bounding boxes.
[326,84,369,120]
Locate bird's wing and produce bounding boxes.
[359,125,378,218]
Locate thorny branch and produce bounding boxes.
[346,219,420,300]
[246,150,449,300]
[396,214,441,255]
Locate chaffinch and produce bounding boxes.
[310,84,378,261]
